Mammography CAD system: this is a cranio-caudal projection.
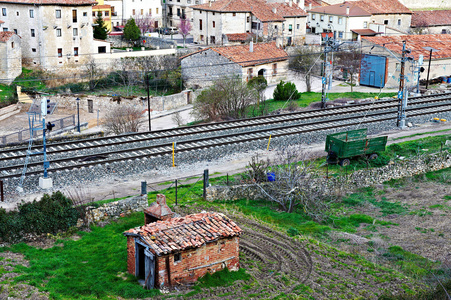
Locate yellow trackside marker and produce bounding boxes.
[441,119,447,122]
[374,96,379,100]
[267,134,272,151]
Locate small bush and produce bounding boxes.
[273,80,300,101]
[0,191,79,242]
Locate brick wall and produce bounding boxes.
[126,236,136,275]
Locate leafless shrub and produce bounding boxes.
[246,154,271,183]
[103,105,145,135]
[171,111,185,127]
[65,186,94,228]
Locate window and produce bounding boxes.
[288,24,292,33]
[195,0,199,4]
[200,34,204,41]
[132,9,135,15]
[2,28,8,32]
[442,29,447,34]
[338,17,343,25]
[83,12,87,16]
[297,24,299,29]
[92,11,96,17]
[31,29,35,37]
[233,12,236,16]
[212,12,215,15]
[272,63,277,76]
[320,15,324,22]
[11,42,14,48]
[32,48,36,52]
[2,8,6,16]
[98,46,106,53]
[338,31,343,38]
[247,68,253,81]
[363,21,367,28]
[56,9,61,18]
[149,8,152,14]
[247,16,250,23]
[397,19,401,26]
[74,47,79,56]
[212,21,215,28]
[105,11,109,16]
[311,14,315,20]
[199,19,202,30]
[72,9,77,23]
[177,8,180,16]
[57,28,62,36]
[210,35,215,43]
[156,8,159,14]
[329,16,333,23]
[58,48,62,58]
[384,19,388,25]
[16,11,19,16]
[141,9,143,15]
[187,0,191,3]
[13,29,17,34]
[174,253,181,263]
[29,9,34,18]
[395,63,400,70]
[73,28,78,36]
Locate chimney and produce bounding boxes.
[289,0,292,7]
[272,7,277,14]
[309,3,312,10]
[144,194,174,224]
[249,40,253,52]
[209,0,212,7]
[346,6,350,15]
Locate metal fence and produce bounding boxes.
[0,115,75,145]
[143,170,209,205]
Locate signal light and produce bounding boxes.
[420,67,425,73]
[46,122,55,132]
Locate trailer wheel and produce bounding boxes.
[368,153,378,160]
[339,158,350,167]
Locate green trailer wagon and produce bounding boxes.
[325,128,388,166]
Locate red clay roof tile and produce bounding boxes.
[0,0,96,5]
[363,34,451,60]
[308,1,371,17]
[354,0,411,15]
[411,10,451,27]
[124,212,243,256]
[0,31,16,42]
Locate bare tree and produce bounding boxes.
[113,58,140,96]
[84,56,104,91]
[134,13,155,34]
[247,147,339,220]
[289,46,321,92]
[335,44,363,92]
[192,76,258,121]
[103,105,145,135]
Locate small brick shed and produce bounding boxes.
[123,211,243,289]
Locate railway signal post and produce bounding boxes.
[39,97,53,190]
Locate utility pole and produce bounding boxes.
[397,41,408,128]
[146,73,151,131]
[321,36,329,109]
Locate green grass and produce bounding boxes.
[391,128,451,141]
[196,267,250,288]
[1,212,160,299]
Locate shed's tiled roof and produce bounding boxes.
[180,42,288,67]
[0,31,15,42]
[0,0,96,4]
[225,32,254,41]
[308,1,370,16]
[192,0,306,22]
[124,212,243,256]
[411,10,451,27]
[354,0,411,15]
[362,34,451,59]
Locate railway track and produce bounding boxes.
[1,93,451,181]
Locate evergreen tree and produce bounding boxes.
[123,18,141,43]
[93,11,108,40]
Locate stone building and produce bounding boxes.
[411,10,451,35]
[0,31,21,84]
[124,195,243,289]
[191,0,308,46]
[180,41,289,88]
[361,34,451,88]
[0,0,97,70]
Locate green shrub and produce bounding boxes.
[0,191,79,242]
[273,80,300,101]
[247,76,268,90]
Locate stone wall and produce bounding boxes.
[206,151,451,201]
[107,35,177,49]
[77,195,148,227]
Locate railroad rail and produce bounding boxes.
[1,93,451,180]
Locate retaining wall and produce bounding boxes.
[0,104,20,121]
[77,195,148,227]
[206,151,451,201]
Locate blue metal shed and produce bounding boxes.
[359,54,387,88]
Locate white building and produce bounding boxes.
[105,0,163,29]
[0,0,98,70]
[0,31,21,84]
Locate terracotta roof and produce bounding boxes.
[192,0,307,22]
[144,194,174,220]
[411,10,451,27]
[0,20,4,24]
[181,42,288,67]
[362,34,451,60]
[308,1,371,17]
[0,0,96,5]
[351,28,378,35]
[225,32,254,41]
[93,4,111,9]
[354,0,411,15]
[124,212,243,256]
[305,0,328,8]
[0,31,16,42]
